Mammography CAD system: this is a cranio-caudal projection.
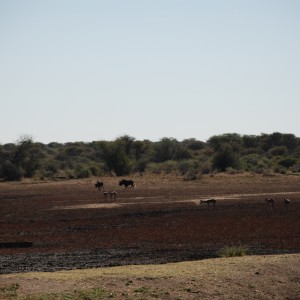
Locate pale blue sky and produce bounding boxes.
[1,1,299,144]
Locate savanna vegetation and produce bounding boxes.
[1,132,300,181]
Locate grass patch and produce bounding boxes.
[133,286,164,298]
[218,245,248,258]
[21,287,115,300]
[134,286,149,293]
[0,283,20,298]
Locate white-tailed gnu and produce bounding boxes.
[95,180,104,191]
[119,179,135,189]
[200,199,217,206]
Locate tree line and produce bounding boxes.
[0,132,300,181]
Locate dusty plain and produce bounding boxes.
[0,173,300,299]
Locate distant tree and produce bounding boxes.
[178,160,199,175]
[129,140,154,173]
[278,157,297,168]
[281,134,298,150]
[102,142,133,176]
[268,146,288,157]
[65,145,84,157]
[211,144,239,171]
[2,132,299,179]
[153,137,190,162]
[174,145,192,160]
[0,135,41,180]
[47,142,63,148]
[132,139,153,161]
[22,143,44,177]
[153,138,179,162]
[208,133,242,152]
[182,138,205,151]
[240,154,267,173]
[115,135,135,156]
[242,135,260,149]
[259,132,295,151]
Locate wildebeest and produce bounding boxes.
[95,180,104,191]
[119,179,135,189]
[200,199,217,206]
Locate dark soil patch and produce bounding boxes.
[1,173,300,274]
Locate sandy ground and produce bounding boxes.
[1,254,299,299]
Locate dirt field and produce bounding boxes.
[0,174,300,299]
[1,254,299,299]
[0,173,299,275]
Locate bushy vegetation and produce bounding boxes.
[1,132,300,181]
[218,245,248,258]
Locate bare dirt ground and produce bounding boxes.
[0,173,300,298]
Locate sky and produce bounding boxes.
[1,1,299,144]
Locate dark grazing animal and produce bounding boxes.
[95,180,104,191]
[200,199,217,206]
[119,179,135,189]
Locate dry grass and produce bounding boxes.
[1,254,300,299]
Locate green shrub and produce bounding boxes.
[161,160,177,174]
[183,169,202,181]
[291,163,300,172]
[146,162,162,174]
[200,162,212,174]
[225,167,238,174]
[178,160,196,175]
[212,144,239,172]
[240,154,270,173]
[1,132,299,180]
[74,165,91,178]
[278,157,297,168]
[274,166,287,174]
[218,245,248,258]
[136,157,149,173]
[0,161,24,181]
[268,146,288,156]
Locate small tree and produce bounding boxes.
[268,146,288,156]
[154,137,179,162]
[102,142,133,176]
[0,135,40,180]
[212,144,239,172]
[278,157,297,168]
[115,135,135,156]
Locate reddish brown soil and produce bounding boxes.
[1,173,300,274]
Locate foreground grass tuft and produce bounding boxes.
[0,283,20,298]
[16,287,115,300]
[218,246,248,258]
